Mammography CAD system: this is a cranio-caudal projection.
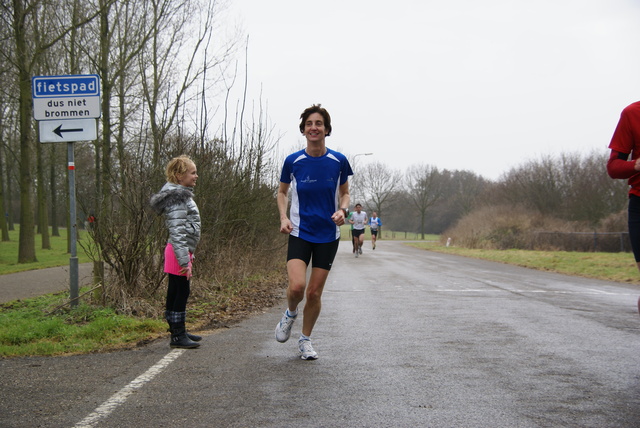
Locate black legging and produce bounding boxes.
[166,274,191,312]
[629,195,640,262]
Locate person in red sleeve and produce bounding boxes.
[606,101,640,315]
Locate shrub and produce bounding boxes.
[441,204,607,251]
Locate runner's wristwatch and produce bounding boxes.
[341,208,349,216]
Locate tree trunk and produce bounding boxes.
[37,140,51,249]
[14,0,37,263]
[50,144,59,237]
[0,108,10,242]
[5,153,14,232]
[99,0,112,212]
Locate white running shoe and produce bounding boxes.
[299,339,318,360]
[358,247,363,255]
[275,312,296,343]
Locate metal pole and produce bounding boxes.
[68,142,78,307]
[350,153,373,207]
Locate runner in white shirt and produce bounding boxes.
[349,203,368,257]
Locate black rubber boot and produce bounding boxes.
[167,326,201,341]
[169,323,200,349]
[186,332,202,342]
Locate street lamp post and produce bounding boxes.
[353,152,373,160]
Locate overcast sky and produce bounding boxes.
[226,0,640,180]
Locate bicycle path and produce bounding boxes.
[0,263,93,304]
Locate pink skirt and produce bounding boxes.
[164,243,193,276]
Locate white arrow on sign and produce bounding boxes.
[38,118,97,143]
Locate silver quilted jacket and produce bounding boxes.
[150,182,201,267]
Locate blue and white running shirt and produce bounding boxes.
[369,217,382,230]
[280,148,353,243]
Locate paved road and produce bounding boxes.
[0,263,93,304]
[1,242,639,427]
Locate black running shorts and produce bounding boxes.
[629,195,640,262]
[287,235,340,270]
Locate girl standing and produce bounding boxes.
[150,155,202,348]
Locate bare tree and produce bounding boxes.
[559,151,628,226]
[0,58,12,241]
[496,151,628,226]
[48,144,60,236]
[359,161,401,216]
[446,169,488,218]
[421,169,489,234]
[347,154,374,206]
[9,0,38,262]
[405,164,447,239]
[139,0,235,169]
[4,0,101,262]
[499,155,563,216]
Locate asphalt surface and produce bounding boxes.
[0,263,93,304]
[1,242,639,427]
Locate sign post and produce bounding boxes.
[32,74,101,307]
[68,143,78,306]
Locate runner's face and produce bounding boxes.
[304,113,326,142]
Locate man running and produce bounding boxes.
[369,211,382,250]
[349,203,367,257]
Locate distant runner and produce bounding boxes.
[369,211,382,250]
[349,203,367,257]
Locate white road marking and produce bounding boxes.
[584,287,614,294]
[74,349,185,428]
[435,289,635,295]
[326,288,636,296]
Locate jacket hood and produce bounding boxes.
[149,182,194,214]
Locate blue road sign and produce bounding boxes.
[32,74,101,120]
[32,75,100,98]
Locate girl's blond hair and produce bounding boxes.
[166,155,194,184]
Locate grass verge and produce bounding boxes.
[409,241,640,284]
[0,227,91,275]
[0,270,286,358]
[338,224,437,241]
[0,289,166,358]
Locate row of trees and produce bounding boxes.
[350,150,629,240]
[1,0,240,261]
[0,0,245,263]
[1,0,293,313]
